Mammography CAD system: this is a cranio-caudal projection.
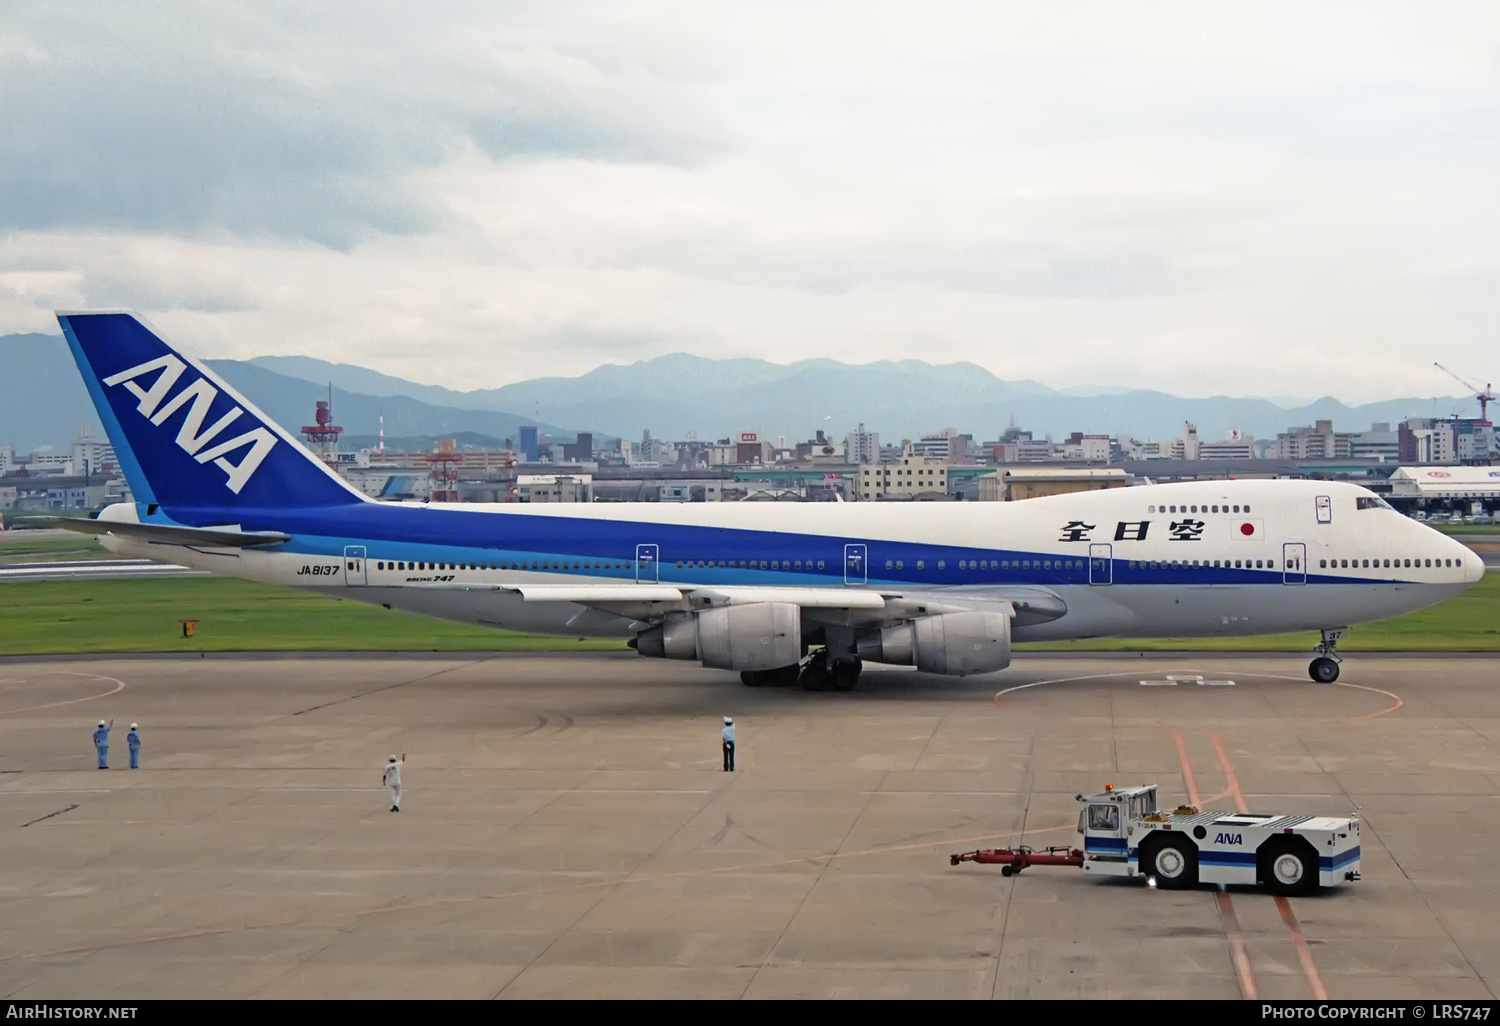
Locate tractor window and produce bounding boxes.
[1088,804,1120,831]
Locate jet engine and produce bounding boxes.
[856,610,1011,676]
[632,602,801,671]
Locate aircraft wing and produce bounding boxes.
[413,582,1065,625]
[23,516,291,549]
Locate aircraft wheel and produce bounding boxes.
[773,664,801,687]
[1309,657,1340,684]
[740,670,766,687]
[799,653,830,691]
[829,660,861,692]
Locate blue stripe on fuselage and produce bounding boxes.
[149,502,1420,588]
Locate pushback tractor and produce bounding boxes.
[951,784,1361,895]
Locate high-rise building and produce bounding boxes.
[519,425,539,463]
[845,423,879,465]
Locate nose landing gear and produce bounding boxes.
[1310,627,1346,683]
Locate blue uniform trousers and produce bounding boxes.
[96,745,108,769]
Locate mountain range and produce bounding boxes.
[0,331,1475,455]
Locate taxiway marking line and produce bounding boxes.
[1215,889,1259,1001]
[0,672,126,716]
[1275,896,1331,1000]
[1177,731,1256,1000]
[1174,732,1202,807]
[1210,731,1330,1000]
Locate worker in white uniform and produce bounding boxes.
[721,717,735,772]
[382,754,404,811]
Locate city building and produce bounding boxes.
[1274,420,1352,460]
[517,474,593,503]
[857,451,949,500]
[518,425,539,463]
[845,423,879,465]
[978,466,1131,502]
[1196,429,1256,460]
[1350,423,1399,462]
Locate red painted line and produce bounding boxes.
[1212,732,1331,1000]
[1209,733,1248,813]
[1173,732,1202,806]
[1276,895,1331,1000]
[1216,888,1259,1000]
[1181,732,1257,1000]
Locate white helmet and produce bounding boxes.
[389,754,398,762]
[98,720,105,727]
[724,717,733,724]
[130,723,138,730]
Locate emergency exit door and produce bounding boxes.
[1283,542,1306,585]
[1088,543,1112,585]
[636,543,659,584]
[343,545,367,586]
[844,543,867,585]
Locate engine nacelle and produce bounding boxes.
[632,603,801,671]
[856,610,1011,676]
[633,615,699,660]
[695,602,801,671]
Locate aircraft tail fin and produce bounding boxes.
[56,311,368,510]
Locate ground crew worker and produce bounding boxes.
[721,717,735,772]
[92,719,113,769]
[382,754,403,811]
[127,724,142,769]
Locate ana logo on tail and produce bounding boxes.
[102,355,278,494]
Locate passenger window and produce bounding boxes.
[759,560,768,569]
[1404,558,1411,567]
[885,560,894,570]
[917,560,925,570]
[1087,805,1120,831]
[1255,559,1262,568]
[895,560,904,570]
[937,560,946,569]
[817,560,825,569]
[771,560,779,570]
[1319,559,1327,568]
[1425,558,1432,567]
[959,560,968,569]
[794,560,802,569]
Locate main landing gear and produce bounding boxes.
[1309,628,1346,683]
[740,652,862,691]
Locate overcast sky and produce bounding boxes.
[2,2,1498,403]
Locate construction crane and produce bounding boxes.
[1433,363,1494,423]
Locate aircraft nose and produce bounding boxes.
[1455,539,1486,583]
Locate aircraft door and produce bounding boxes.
[1283,542,1306,585]
[1088,543,1112,585]
[343,545,367,586]
[1316,495,1332,524]
[844,543,867,585]
[636,543,659,584]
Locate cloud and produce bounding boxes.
[2,2,1500,407]
[0,3,728,246]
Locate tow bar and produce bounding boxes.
[949,845,1084,876]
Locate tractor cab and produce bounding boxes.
[1077,784,1158,862]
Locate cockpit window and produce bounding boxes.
[1356,496,1395,512]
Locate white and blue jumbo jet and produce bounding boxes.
[46,312,1485,690]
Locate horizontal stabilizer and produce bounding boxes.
[28,515,290,549]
